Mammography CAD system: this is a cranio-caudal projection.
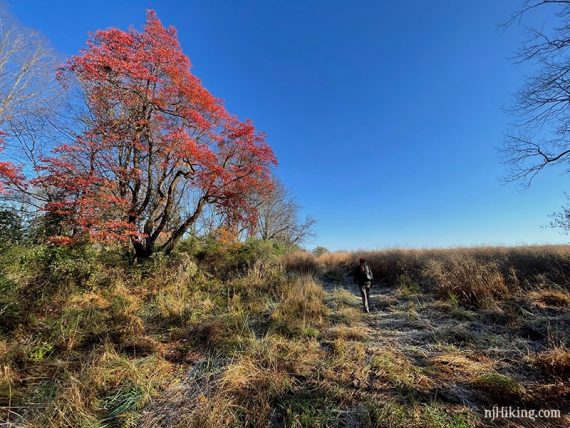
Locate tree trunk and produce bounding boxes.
[132,238,154,262]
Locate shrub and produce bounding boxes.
[192,237,288,279]
[0,208,23,245]
[312,246,329,257]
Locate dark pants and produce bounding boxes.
[359,282,371,311]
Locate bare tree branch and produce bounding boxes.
[0,6,60,124]
[501,1,570,186]
[251,177,316,245]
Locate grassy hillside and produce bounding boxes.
[1,242,568,427]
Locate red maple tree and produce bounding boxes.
[40,11,276,257]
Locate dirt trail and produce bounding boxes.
[322,273,445,357]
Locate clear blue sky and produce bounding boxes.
[6,0,568,250]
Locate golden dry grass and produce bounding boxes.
[2,243,569,427]
[530,346,570,376]
[325,325,370,341]
[270,275,328,336]
[529,289,570,308]
[306,245,570,308]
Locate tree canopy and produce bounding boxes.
[1,10,277,257]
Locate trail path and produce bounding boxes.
[322,272,443,354]
[319,272,502,409]
[320,271,569,428]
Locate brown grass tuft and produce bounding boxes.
[271,275,327,336]
[530,289,570,308]
[530,347,570,376]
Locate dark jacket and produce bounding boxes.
[353,263,373,286]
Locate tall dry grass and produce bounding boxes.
[271,275,328,336]
[2,241,569,426]
[286,245,570,308]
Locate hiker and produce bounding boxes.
[353,257,373,313]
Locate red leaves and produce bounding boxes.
[40,10,276,250]
[0,134,24,193]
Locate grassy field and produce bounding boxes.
[0,242,568,427]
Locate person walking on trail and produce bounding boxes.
[353,257,373,313]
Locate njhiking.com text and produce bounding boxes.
[484,406,561,422]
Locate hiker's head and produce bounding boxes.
[359,257,365,265]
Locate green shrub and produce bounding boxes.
[191,237,289,278]
[312,246,329,257]
[0,208,24,245]
[396,274,421,296]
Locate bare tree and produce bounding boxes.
[0,4,68,213]
[502,1,570,186]
[0,6,59,123]
[252,178,316,245]
[191,177,316,246]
